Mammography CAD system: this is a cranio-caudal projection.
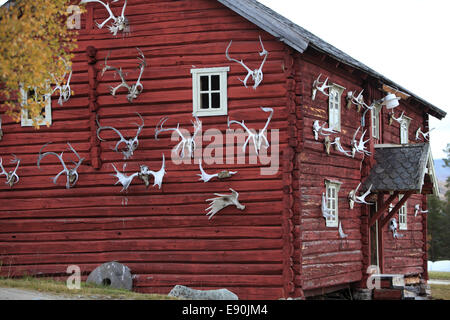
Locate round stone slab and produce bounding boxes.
[86,261,133,290]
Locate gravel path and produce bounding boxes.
[428,280,450,285]
[0,287,72,300]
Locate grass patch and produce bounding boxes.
[429,272,450,280]
[430,284,450,300]
[0,277,176,300]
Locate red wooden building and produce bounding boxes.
[0,0,446,299]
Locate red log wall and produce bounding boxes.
[0,0,291,299]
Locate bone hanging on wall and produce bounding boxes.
[348,183,374,206]
[101,48,146,102]
[111,163,139,192]
[96,112,144,160]
[227,107,273,155]
[80,0,129,36]
[414,204,428,217]
[155,116,202,159]
[351,127,371,158]
[138,154,166,189]
[312,120,337,141]
[338,221,348,239]
[37,142,84,189]
[225,36,268,89]
[0,155,20,188]
[311,74,331,101]
[389,218,404,239]
[321,192,333,220]
[330,137,353,157]
[51,57,72,106]
[415,127,434,141]
[205,188,245,220]
[197,159,237,183]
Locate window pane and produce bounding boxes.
[211,93,220,109]
[200,76,209,91]
[201,93,209,109]
[211,75,220,91]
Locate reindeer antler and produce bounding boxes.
[96,113,144,160]
[80,0,129,36]
[226,36,268,89]
[37,142,84,189]
[0,155,20,188]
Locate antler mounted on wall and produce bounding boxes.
[389,218,404,239]
[330,137,353,157]
[205,188,245,220]
[110,163,139,192]
[227,107,273,155]
[338,221,348,239]
[311,74,331,101]
[321,192,333,220]
[312,120,337,141]
[414,204,428,217]
[351,127,371,158]
[225,36,268,89]
[197,159,237,183]
[37,142,84,189]
[80,0,129,36]
[138,154,166,189]
[155,116,202,159]
[415,127,434,141]
[348,183,374,206]
[96,112,144,160]
[101,48,146,102]
[51,57,72,106]
[0,155,20,188]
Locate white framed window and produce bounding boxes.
[191,67,229,117]
[399,116,411,144]
[325,179,342,227]
[398,195,407,230]
[371,103,381,139]
[328,84,345,131]
[20,87,52,127]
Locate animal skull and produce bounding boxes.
[96,112,145,160]
[138,154,166,189]
[227,107,273,155]
[37,142,84,189]
[80,0,129,36]
[197,159,237,183]
[101,48,146,102]
[155,116,202,159]
[389,218,404,239]
[0,155,20,188]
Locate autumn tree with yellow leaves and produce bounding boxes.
[0,0,78,127]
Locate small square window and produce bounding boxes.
[191,67,229,117]
[20,87,52,127]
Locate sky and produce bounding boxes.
[257,0,450,159]
[1,0,449,158]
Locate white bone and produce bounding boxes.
[227,107,273,155]
[389,218,404,239]
[197,159,237,183]
[0,155,20,188]
[414,204,428,217]
[37,142,84,189]
[111,163,139,192]
[80,0,128,36]
[139,154,166,189]
[225,36,268,89]
[415,127,434,141]
[205,188,245,220]
[351,127,371,157]
[155,116,202,159]
[338,221,348,239]
[96,112,144,160]
[311,74,331,101]
[350,183,374,205]
[391,111,405,124]
[330,137,353,157]
[51,57,72,106]
[312,120,337,140]
[101,48,146,102]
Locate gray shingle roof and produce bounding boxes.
[362,143,430,193]
[218,0,446,120]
